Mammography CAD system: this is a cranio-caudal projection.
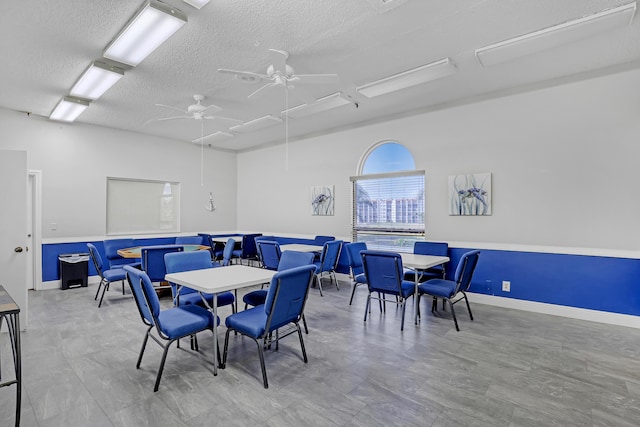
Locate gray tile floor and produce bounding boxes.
[1,278,640,426]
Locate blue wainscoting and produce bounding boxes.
[42,238,640,317]
[449,248,640,316]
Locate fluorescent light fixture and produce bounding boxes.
[230,115,283,133]
[182,0,210,9]
[356,58,456,98]
[69,61,125,100]
[475,2,636,67]
[282,92,352,118]
[192,131,234,144]
[49,97,90,122]
[103,0,187,67]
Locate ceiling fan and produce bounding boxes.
[218,49,340,99]
[146,94,241,125]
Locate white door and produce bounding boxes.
[0,150,28,329]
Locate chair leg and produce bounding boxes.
[349,282,358,305]
[256,339,269,389]
[462,291,474,321]
[331,271,339,290]
[98,281,109,308]
[316,275,324,297]
[136,327,152,369]
[302,314,309,334]
[415,293,422,324]
[449,299,460,331]
[400,299,406,331]
[154,340,173,392]
[364,293,371,322]
[94,279,104,301]
[297,322,308,363]
[122,280,126,295]
[221,328,232,369]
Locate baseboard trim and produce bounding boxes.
[467,293,640,329]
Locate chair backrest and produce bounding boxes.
[278,251,315,271]
[241,233,262,259]
[222,238,236,266]
[319,240,343,272]
[345,242,367,276]
[361,250,404,295]
[256,240,281,270]
[103,238,137,267]
[175,236,203,245]
[263,265,316,332]
[164,251,214,299]
[413,241,448,257]
[453,250,480,293]
[87,243,104,276]
[141,245,184,282]
[124,265,158,328]
[314,235,335,245]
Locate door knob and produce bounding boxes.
[14,247,23,253]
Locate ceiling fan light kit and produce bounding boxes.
[475,2,636,66]
[49,96,90,122]
[103,0,187,67]
[69,61,125,100]
[282,92,353,118]
[356,58,456,98]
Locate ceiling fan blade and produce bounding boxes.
[156,116,190,122]
[203,115,243,124]
[268,49,289,74]
[155,104,188,114]
[218,68,268,84]
[292,73,340,85]
[248,82,276,99]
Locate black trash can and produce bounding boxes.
[59,253,89,290]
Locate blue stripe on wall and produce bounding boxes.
[42,239,640,317]
[449,248,640,316]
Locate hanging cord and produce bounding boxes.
[284,85,289,171]
[200,119,204,187]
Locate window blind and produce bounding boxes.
[350,170,425,252]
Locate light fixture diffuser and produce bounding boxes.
[182,0,210,9]
[49,97,90,122]
[192,131,234,144]
[282,92,352,118]
[475,2,636,67]
[70,61,125,100]
[230,115,283,133]
[103,0,187,67]
[356,58,456,98]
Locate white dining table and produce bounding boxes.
[280,243,324,252]
[209,235,244,245]
[165,265,275,375]
[399,253,450,299]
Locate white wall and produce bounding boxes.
[0,109,237,240]
[238,68,640,251]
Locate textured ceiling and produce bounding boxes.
[2,0,640,151]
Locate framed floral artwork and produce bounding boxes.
[449,173,491,216]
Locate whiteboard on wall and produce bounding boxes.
[107,177,181,235]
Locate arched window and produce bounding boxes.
[350,142,425,251]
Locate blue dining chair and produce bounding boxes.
[242,241,281,309]
[404,241,449,282]
[344,242,368,305]
[164,251,235,312]
[232,233,262,266]
[103,238,141,269]
[87,243,127,308]
[361,250,415,331]
[243,250,315,333]
[175,236,203,245]
[313,240,343,296]
[221,238,236,266]
[416,250,480,331]
[124,266,219,392]
[222,264,317,388]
